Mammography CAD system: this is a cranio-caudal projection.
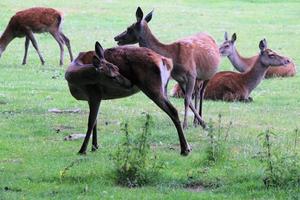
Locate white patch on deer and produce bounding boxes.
[160,59,171,95]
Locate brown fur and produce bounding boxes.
[114,7,220,128]
[0,7,73,65]
[219,33,296,78]
[204,41,290,102]
[65,44,191,155]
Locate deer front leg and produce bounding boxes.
[182,77,196,129]
[194,80,208,126]
[91,122,99,151]
[78,100,100,155]
[26,31,45,65]
[22,37,30,65]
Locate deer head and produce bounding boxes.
[258,39,290,67]
[219,32,236,56]
[92,42,132,88]
[114,7,153,45]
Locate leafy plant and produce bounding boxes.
[111,114,164,187]
[258,129,300,188]
[202,114,231,165]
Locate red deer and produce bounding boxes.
[65,42,191,156]
[0,7,73,65]
[220,32,296,78]
[114,7,220,129]
[204,39,290,102]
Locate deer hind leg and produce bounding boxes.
[78,100,101,154]
[22,37,30,65]
[91,123,99,151]
[26,31,45,65]
[142,88,191,155]
[50,31,64,65]
[60,32,73,61]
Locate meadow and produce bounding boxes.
[0,0,300,199]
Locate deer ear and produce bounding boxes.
[224,32,228,41]
[136,7,143,22]
[145,9,154,23]
[95,41,104,60]
[92,55,101,68]
[259,39,267,51]
[231,33,237,43]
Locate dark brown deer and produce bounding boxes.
[65,42,191,156]
[204,39,290,102]
[0,7,73,65]
[114,7,220,129]
[219,32,296,78]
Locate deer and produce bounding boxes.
[220,32,296,78]
[114,7,221,129]
[204,39,290,102]
[65,41,191,156]
[0,7,73,65]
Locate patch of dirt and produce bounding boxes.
[54,125,74,133]
[0,158,22,164]
[185,182,206,192]
[64,133,86,141]
[48,108,81,114]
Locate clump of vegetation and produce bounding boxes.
[111,114,164,187]
[202,114,231,165]
[59,158,88,182]
[258,129,300,188]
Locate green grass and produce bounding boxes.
[0,0,300,199]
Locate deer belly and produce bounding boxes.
[100,85,140,100]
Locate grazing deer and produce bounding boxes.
[204,39,290,102]
[114,7,220,129]
[65,42,191,156]
[0,7,73,65]
[220,32,296,78]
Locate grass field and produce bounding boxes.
[0,0,300,199]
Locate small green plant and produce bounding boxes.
[59,158,87,182]
[258,129,300,188]
[111,114,164,187]
[203,114,231,165]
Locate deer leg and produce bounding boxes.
[26,31,45,65]
[91,122,99,151]
[142,88,191,155]
[182,77,196,130]
[50,32,64,66]
[78,100,100,155]
[194,80,208,126]
[22,37,30,65]
[60,32,73,61]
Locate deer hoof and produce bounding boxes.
[180,146,192,156]
[91,144,99,152]
[78,150,87,155]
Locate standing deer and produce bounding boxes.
[114,7,220,129]
[0,7,73,65]
[220,32,296,78]
[65,42,191,156]
[204,39,290,102]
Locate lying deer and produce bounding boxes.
[220,32,296,78]
[0,7,73,65]
[114,7,220,129]
[204,39,290,102]
[65,42,191,156]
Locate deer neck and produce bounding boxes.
[0,28,14,54]
[228,46,256,73]
[139,23,172,58]
[242,58,269,93]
